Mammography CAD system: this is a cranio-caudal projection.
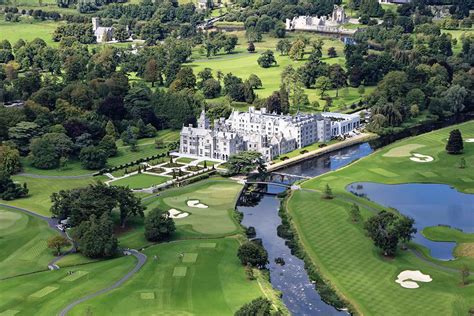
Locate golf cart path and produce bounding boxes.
[58,249,147,316]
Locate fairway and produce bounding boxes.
[110,173,170,189]
[0,207,57,279]
[61,271,89,282]
[67,239,264,316]
[287,121,474,315]
[182,253,198,263]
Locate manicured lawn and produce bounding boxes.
[175,157,196,164]
[67,239,264,316]
[110,173,170,189]
[4,176,106,216]
[0,255,136,315]
[0,206,58,279]
[286,121,474,314]
[119,178,243,248]
[197,160,221,167]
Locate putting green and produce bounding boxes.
[288,121,474,315]
[61,271,89,282]
[29,286,58,298]
[199,243,217,248]
[140,292,155,300]
[383,144,425,157]
[0,211,22,230]
[173,267,188,277]
[182,253,198,263]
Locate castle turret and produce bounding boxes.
[92,17,99,32]
[197,108,210,129]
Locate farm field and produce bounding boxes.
[286,121,474,314]
[0,19,63,46]
[67,238,264,316]
[110,173,170,189]
[0,206,58,279]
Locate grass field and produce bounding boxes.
[0,19,62,46]
[0,207,58,279]
[0,255,136,315]
[187,31,374,112]
[4,176,106,216]
[110,173,170,189]
[286,121,474,314]
[118,178,243,248]
[67,238,264,316]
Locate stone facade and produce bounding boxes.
[92,17,114,43]
[286,5,349,32]
[180,107,360,162]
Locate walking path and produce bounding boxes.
[58,249,147,316]
[17,173,94,179]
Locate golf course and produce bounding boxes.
[285,121,474,314]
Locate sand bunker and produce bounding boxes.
[187,200,208,208]
[466,138,474,143]
[383,144,425,157]
[395,270,432,289]
[409,153,434,163]
[168,209,189,219]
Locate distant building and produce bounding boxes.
[92,17,113,43]
[179,107,360,162]
[378,0,411,4]
[286,5,350,32]
[197,0,214,10]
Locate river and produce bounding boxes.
[237,143,373,315]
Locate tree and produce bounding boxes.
[276,39,291,55]
[235,297,272,316]
[247,74,262,89]
[237,241,268,268]
[350,203,361,222]
[227,151,266,176]
[461,265,470,285]
[323,184,333,199]
[99,135,118,157]
[47,235,70,256]
[115,186,145,227]
[257,50,276,68]
[289,39,305,60]
[247,41,255,53]
[73,213,118,258]
[315,76,332,97]
[459,157,466,169]
[327,47,337,58]
[144,208,176,242]
[358,85,365,96]
[114,25,129,42]
[329,64,347,97]
[446,129,464,154]
[144,59,159,87]
[364,211,416,256]
[265,92,281,114]
[0,145,21,175]
[0,171,28,200]
[410,104,420,118]
[105,120,117,139]
[29,133,74,169]
[201,79,221,98]
[8,121,42,155]
[170,67,196,91]
[79,146,107,169]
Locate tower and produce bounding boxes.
[197,108,210,129]
[92,17,99,32]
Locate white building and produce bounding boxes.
[180,107,360,162]
[286,5,349,31]
[92,17,114,43]
[321,112,361,137]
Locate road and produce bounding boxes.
[58,249,147,316]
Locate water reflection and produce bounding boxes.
[347,182,474,260]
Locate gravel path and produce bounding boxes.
[58,250,147,316]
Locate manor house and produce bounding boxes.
[179,107,360,162]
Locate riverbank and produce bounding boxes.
[268,133,378,172]
[286,121,474,315]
